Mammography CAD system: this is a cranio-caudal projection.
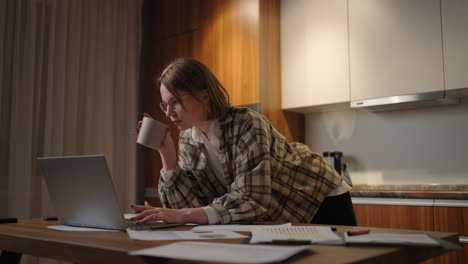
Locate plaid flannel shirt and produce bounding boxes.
[158,107,342,224]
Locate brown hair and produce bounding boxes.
[157,57,231,120]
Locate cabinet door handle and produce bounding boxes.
[460,235,468,244]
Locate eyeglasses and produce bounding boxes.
[159,97,182,113]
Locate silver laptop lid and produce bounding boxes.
[38,155,127,230]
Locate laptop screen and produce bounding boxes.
[38,155,128,230]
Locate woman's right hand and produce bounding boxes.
[157,127,177,171]
[157,127,174,152]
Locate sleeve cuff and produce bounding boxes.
[159,166,183,188]
[202,206,222,224]
[209,203,231,224]
[160,169,173,182]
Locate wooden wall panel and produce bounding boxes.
[140,0,306,205]
[140,34,197,206]
[193,0,259,107]
[147,0,202,40]
[140,0,261,205]
[258,0,304,143]
[139,0,203,205]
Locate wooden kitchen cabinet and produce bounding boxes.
[348,0,444,102]
[280,0,467,112]
[353,204,434,231]
[442,0,468,91]
[354,203,436,264]
[434,206,468,264]
[280,0,349,111]
[353,202,468,264]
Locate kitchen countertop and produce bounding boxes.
[350,184,468,200]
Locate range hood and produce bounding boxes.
[350,91,459,111]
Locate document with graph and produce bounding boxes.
[249,226,344,245]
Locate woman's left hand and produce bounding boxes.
[130,203,209,225]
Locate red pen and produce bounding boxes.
[347,229,370,236]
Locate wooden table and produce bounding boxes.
[0,219,461,264]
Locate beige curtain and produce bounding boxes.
[0,0,142,228]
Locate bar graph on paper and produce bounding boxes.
[249,226,344,244]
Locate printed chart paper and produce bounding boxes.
[250,226,344,244]
[191,223,292,232]
[126,229,247,241]
[129,241,309,263]
[344,233,441,246]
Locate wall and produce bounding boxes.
[305,98,468,185]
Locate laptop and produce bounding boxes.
[37,155,179,231]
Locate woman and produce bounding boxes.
[132,57,356,225]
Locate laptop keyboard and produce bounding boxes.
[125,219,179,230]
[126,220,157,230]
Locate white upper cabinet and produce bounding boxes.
[442,0,468,90]
[348,0,444,102]
[281,0,349,111]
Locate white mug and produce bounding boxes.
[136,117,168,149]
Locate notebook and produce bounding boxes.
[37,155,179,231]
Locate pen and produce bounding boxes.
[271,239,312,245]
[347,229,370,236]
[42,216,58,221]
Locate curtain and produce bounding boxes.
[0,0,141,241]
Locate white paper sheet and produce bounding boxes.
[129,241,309,263]
[47,225,119,232]
[250,226,344,245]
[191,223,292,232]
[126,229,247,241]
[344,233,441,246]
